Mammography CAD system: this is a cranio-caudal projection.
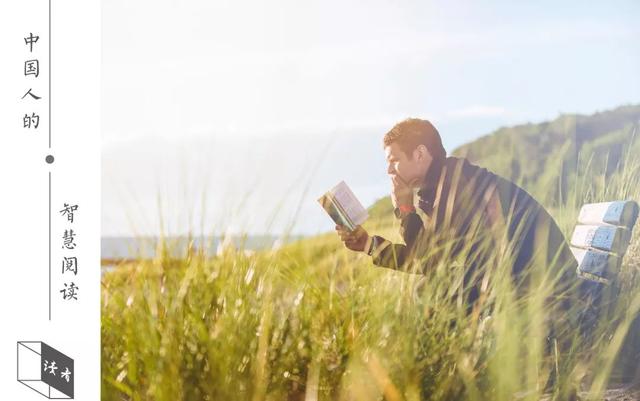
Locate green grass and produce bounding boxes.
[102,153,640,401]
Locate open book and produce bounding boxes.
[317,181,368,231]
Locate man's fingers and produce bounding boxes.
[390,175,398,189]
[336,225,350,234]
[337,229,351,239]
[392,174,409,189]
[340,233,355,241]
[337,225,366,246]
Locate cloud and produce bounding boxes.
[446,106,508,119]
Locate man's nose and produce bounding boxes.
[387,164,395,175]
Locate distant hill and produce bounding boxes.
[369,104,640,219]
[452,104,640,205]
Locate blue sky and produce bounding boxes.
[102,0,640,236]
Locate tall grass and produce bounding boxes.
[102,152,640,401]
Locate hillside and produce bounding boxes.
[452,104,640,206]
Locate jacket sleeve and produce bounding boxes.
[369,212,424,271]
[369,207,470,275]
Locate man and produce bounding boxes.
[336,118,586,397]
[336,118,578,310]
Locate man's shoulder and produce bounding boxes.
[443,156,524,191]
[443,156,488,173]
[441,156,540,206]
[441,156,496,188]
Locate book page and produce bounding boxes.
[318,192,355,230]
[331,181,368,226]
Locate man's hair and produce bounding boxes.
[383,118,446,161]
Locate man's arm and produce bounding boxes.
[335,214,424,272]
[362,173,424,270]
[336,171,431,272]
[336,212,449,275]
[368,212,424,271]
[334,210,423,271]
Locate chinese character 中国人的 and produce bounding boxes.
[60,282,79,300]
[60,203,79,223]
[24,33,39,52]
[43,360,58,375]
[24,59,39,77]
[23,113,40,129]
[62,229,76,250]
[62,257,78,275]
[21,88,41,100]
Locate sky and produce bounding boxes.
[102,0,640,237]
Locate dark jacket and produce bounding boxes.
[368,156,578,306]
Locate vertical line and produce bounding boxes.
[48,0,51,148]
[49,173,51,320]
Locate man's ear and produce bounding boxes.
[415,144,430,162]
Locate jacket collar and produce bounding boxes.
[417,157,446,212]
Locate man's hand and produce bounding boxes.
[336,225,369,252]
[390,175,414,208]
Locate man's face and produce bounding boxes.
[385,142,430,188]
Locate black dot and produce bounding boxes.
[45,155,55,164]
